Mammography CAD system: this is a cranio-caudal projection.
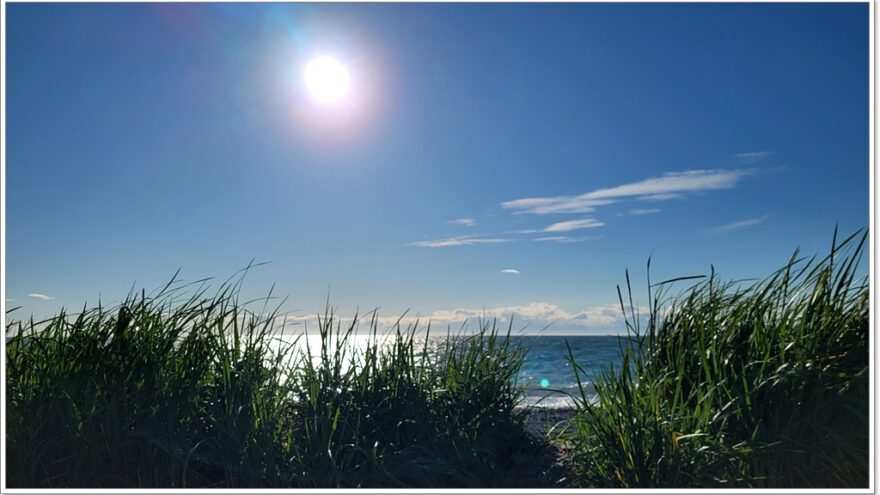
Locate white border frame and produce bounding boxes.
[0,0,875,494]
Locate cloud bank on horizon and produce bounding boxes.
[279,301,643,335]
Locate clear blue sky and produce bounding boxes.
[6,3,869,334]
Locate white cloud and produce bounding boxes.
[27,293,54,301]
[574,304,632,326]
[709,215,769,234]
[629,208,660,215]
[500,269,520,275]
[586,169,753,200]
[544,218,604,232]
[500,197,614,215]
[734,151,773,164]
[638,193,682,201]
[399,302,629,329]
[534,236,592,244]
[409,236,511,248]
[278,302,648,335]
[447,218,476,227]
[503,169,755,214]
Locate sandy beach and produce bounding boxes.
[523,406,576,439]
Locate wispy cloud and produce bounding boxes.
[409,236,511,248]
[415,168,757,249]
[709,215,769,234]
[544,218,604,233]
[534,236,592,243]
[585,169,753,200]
[446,218,476,227]
[638,193,682,201]
[500,197,614,215]
[629,208,660,215]
[502,169,755,215]
[27,293,54,301]
[500,269,520,275]
[734,151,773,164]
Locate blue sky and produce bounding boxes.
[6,3,869,334]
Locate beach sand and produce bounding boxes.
[523,406,575,439]
[502,407,574,487]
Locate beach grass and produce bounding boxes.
[561,229,869,488]
[5,230,869,488]
[6,274,554,488]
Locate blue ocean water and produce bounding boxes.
[512,335,627,408]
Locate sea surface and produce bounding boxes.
[513,335,627,408]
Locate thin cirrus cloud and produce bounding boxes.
[502,168,756,215]
[500,269,520,275]
[409,236,511,248]
[638,193,682,201]
[500,197,613,215]
[27,293,54,301]
[534,236,593,244]
[629,208,661,215]
[446,218,476,227]
[543,218,604,233]
[709,215,769,234]
[411,168,758,248]
[734,151,773,164]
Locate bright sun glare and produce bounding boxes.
[304,56,351,103]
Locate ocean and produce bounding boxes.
[512,335,627,408]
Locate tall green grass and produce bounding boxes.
[7,231,869,488]
[562,229,869,488]
[6,274,551,488]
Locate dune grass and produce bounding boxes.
[6,275,552,488]
[561,229,869,488]
[6,230,870,488]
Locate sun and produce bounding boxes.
[304,56,351,103]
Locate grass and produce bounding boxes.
[6,273,553,488]
[561,229,869,488]
[6,230,870,488]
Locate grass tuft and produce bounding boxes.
[561,229,869,488]
[6,275,551,488]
